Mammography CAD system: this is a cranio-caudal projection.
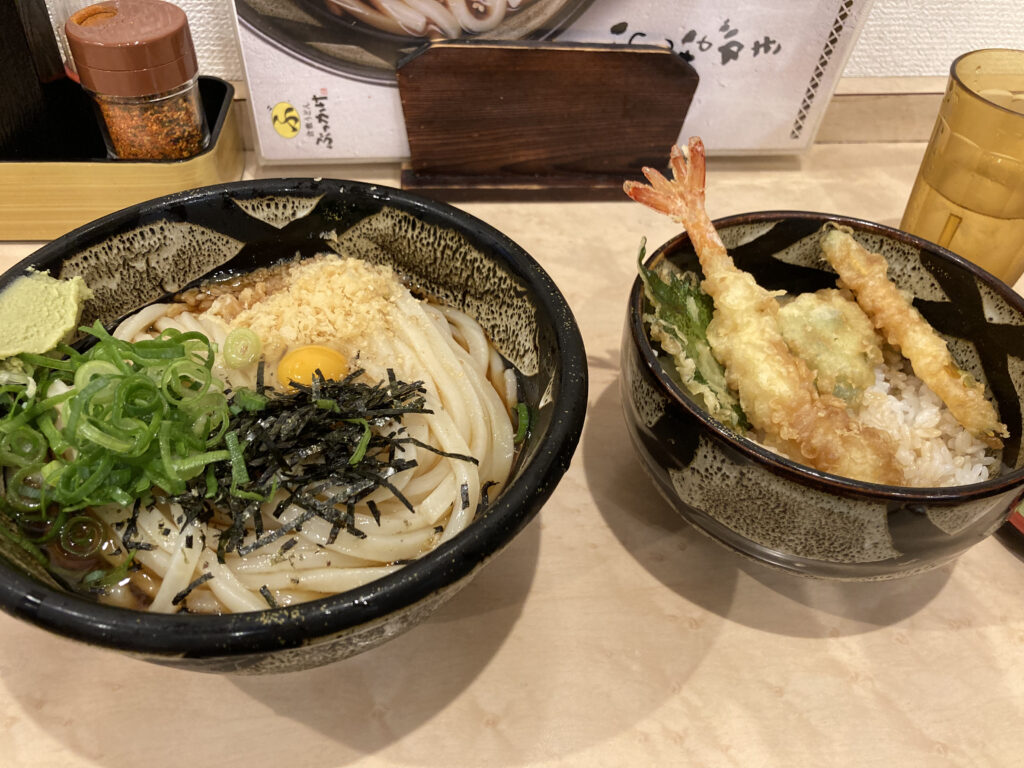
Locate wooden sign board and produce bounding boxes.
[396,41,698,201]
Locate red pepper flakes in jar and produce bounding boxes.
[65,0,209,161]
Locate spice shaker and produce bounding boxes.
[50,0,104,81]
[64,0,209,160]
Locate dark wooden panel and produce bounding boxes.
[396,41,698,200]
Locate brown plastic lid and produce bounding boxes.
[65,0,198,97]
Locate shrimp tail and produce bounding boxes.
[624,140,706,228]
[625,138,736,282]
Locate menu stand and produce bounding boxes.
[397,41,699,202]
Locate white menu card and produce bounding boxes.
[233,0,874,162]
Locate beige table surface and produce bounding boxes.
[2,143,1023,768]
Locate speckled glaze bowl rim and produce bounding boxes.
[0,178,588,659]
[627,209,1024,503]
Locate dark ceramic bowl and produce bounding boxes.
[0,179,587,672]
[621,211,1024,580]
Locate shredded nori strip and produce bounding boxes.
[394,435,476,463]
[478,480,497,514]
[230,506,313,556]
[259,585,277,608]
[172,571,213,606]
[120,498,155,551]
[176,367,479,559]
[327,519,342,545]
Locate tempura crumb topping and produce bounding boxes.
[204,255,405,374]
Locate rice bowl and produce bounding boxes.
[621,211,1024,580]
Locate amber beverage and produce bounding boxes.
[901,49,1024,286]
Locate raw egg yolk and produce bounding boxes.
[276,345,348,388]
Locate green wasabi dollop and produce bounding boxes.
[0,270,93,358]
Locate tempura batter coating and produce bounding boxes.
[777,289,884,406]
[819,225,1008,447]
[624,139,903,484]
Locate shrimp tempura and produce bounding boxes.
[624,139,903,485]
[819,224,1008,447]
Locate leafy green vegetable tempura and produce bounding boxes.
[637,240,748,431]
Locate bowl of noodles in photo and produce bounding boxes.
[0,178,586,672]
[235,0,594,83]
[620,139,1024,580]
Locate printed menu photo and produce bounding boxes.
[231,0,873,162]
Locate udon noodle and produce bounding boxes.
[322,0,539,38]
[89,253,517,613]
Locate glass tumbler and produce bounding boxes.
[900,49,1024,286]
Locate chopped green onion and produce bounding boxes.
[18,353,76,372]
[233,387,268,412]
[204,463,218,498]
[36,412,71,456]
[0,426,47,467]
[346,418,372,465]
[76,421,136,453]
[7,463,46,512]
[73,359,120,389]
[59,515,104,557]
[225,430,250,489]
[108,487,134,506]
[54,452,113,507]
[173,448,231,477]
[1,321,232,514]
[0,363,38,398]
[81,550,136,587]
[160,359,213,405]
[30,506,67,544]
[513,402,529,444]
[0,386,75,435]
[223,328,261,369]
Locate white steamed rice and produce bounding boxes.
[857,363,997,487]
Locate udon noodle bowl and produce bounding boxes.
[322,0,541,38]
[2,253,518,614]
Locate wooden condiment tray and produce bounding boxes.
[0,77,244,241]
